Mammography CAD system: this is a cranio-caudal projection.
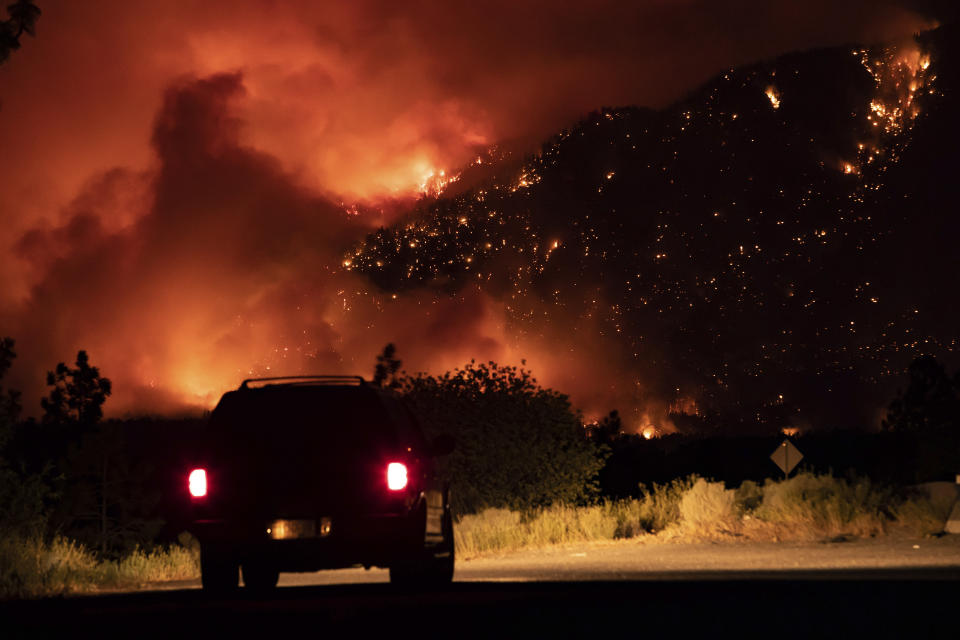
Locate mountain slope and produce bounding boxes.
[348,24,960,433]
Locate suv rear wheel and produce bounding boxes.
[200,544,239,592]
[242,559,280,591]
[389,508,455,586]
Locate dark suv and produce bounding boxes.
[186,376,454,591]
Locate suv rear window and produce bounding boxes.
[207,386,400,455]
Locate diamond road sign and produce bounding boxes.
[770,439,803,477]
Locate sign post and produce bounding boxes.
[770,439,803,478]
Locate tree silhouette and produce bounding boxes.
[586,409,623,447]
[0,337,21,441]
[39,351,147,555]
[41,350,112,428]
[373,343,402,389]
[882,355,959,432]
[0,1,41,66]
[882,355,960,481]
[0,337,55,536]
[401,360,607,514]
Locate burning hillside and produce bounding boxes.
[348,27,959,433]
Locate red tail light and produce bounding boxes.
[386,462,408,491]
[188,468,207,498]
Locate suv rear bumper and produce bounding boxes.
[192,512,422,571]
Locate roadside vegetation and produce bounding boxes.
[454,472,956,559]
[0,535,199,599]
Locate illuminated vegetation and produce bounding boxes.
[454,472,954,559]
[0,536,198,599]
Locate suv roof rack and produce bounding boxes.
[239,375,367,390]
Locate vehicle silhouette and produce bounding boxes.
[186,376,455,591]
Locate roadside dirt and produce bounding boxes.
[454,533,960,581]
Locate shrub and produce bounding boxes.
[752,472,892,539]
[401,361,607,515]
[892,485,957,536]
[0,535,199,599]
[604,500,645,539]
[455,504,622,558]
[451,472,957,558]
[734,480,763,513]
[0,535,111,599]
[116,545,199,583]
[635,476,699,533]
[678,478,738,536]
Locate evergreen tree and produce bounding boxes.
[41,350,112,428]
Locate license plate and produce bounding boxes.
[267,518,331,540]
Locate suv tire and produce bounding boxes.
[200,544,240,593]
[242,559,280,591]
[389,507,455,586]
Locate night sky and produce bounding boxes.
[0,1,954,431]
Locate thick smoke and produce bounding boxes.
[0,1,932,417]
[4,73,520,414]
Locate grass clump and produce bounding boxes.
[0,535,113,599]
[748,472,894,540]
[455,504,619,558]
[635,476,699,533]
[116,544,199,584]
[892,485,957,536]
[0,535,199,599]
[678,478,738,536]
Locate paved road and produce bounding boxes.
[140,534,960,589]
[5,537,959,638]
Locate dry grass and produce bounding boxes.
[677,478,739,537]
[0,535,111,599]
[635,476,699,534]
[116,545,199,584]
[893,486,958,536]
[454,472,956,557]
[744,473,892,541]
[0,535,199,599]
[455,504,617,558]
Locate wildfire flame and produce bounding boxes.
[846,43,935,179]
[419,168,462,198]
[765,86,781,110]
